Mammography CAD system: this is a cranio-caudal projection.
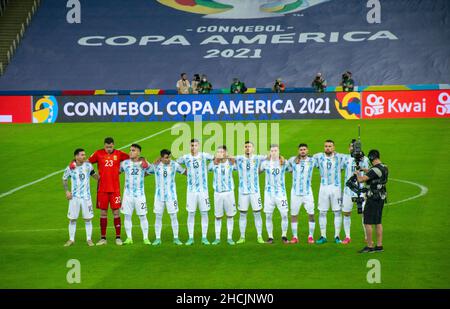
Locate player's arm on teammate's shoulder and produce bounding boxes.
[88,150,98,164]
[175,162,186,176]
[119,150,130,161]
[139,156,149,168]
[206,152,215,161]
[228,155,236,165]
[176,155,185,165]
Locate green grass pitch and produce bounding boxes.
[0,118,449,288]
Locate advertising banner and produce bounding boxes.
[361,90,450,119]
[0,96,32,123]
[31,93,345,123]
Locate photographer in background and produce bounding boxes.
[230,78,247,94]
[176,73,191,94]
[197,75,212,94]
[355,150,388,253]
[311,72,327,93]
[191,74,201,94]
[272,78,286,93]
[340,71,355,92]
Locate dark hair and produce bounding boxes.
[74,148,84,156]
[325,139,334,144]
[245,141,254,145]
[191,138,199,143]
[181,72,187,77]
[218,145,227,151]
[298,143,308,148]
[160,149,171,157]
[104,137,114,144]
[368,149,380,160]
[131,143,141,151]
[270,144,279,148]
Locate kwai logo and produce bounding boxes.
[157,0,332,19]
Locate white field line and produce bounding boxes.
[0,125,179,199]
[385,178,428,206]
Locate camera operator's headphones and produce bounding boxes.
[368,149,380,163]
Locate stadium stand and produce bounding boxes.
[0,0,448,90]
[0,0,40,75]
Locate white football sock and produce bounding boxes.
[139,215,149,240]
[201,211,209,238]
[319,211,327,237]
[85,220,92,241]
[215,218,222,240]
[227,217,234,240]
[291,220,298,238]
[343,215,351,238]
[170,213,179,238]
[334,210,342,238]
[187,212,195,239]
[155,213,163,239]
[308,221,315,237]
[124,214,133,239]
[239,212,247,238]
[281,213,288,237]
[266,213,273,239]
[69,220,76,241]
[254,211,263,237]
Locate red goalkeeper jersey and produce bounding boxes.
[89,149,129,193]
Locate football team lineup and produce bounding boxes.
[0,124,428,244]
[0,119,447,288]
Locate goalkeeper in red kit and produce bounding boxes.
[88,137,130,245]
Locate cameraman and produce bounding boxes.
[197,75,212,94]
[311,72,327,93]
[354,150,388,253]
[272,78,286,93]
[230,78,247,94]
[191,74,201,94]
[340,71,355,92]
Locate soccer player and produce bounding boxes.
[63,148,99,246]
[208,145,237,245]
[88,137,130,246]
[313,140,346,244]
[288,143,316,244]
[341,141,369,244]
[177,139,214,245]
[260,144,290,244]
[149,149,186,246]
[120,144,151,245]
[234,141,266,244]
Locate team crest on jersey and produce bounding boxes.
[113,155,117,160]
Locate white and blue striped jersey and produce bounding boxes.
[177,152,214,193]
[260,160,289,198]
[312,153,345,187]
[342,154,369,196]
[148,161,185,202]
[235,155,267,194]
[62,162,94,199]
[288,156,315,196]
[120,159,149,198]
[208,160,235,193]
